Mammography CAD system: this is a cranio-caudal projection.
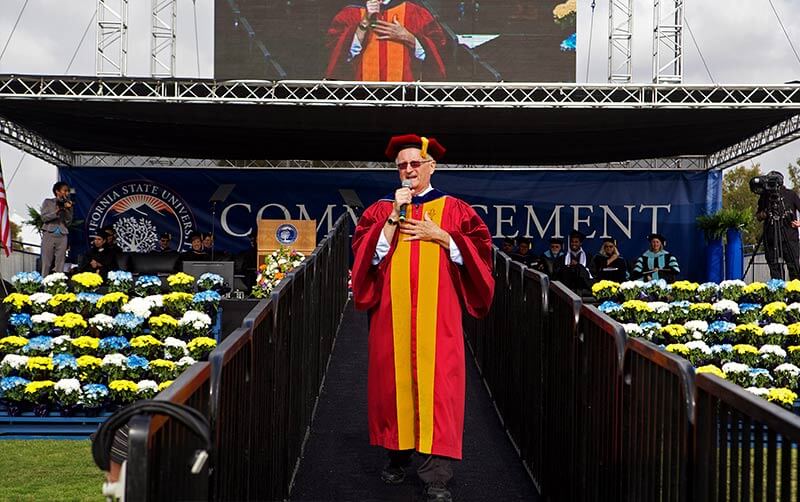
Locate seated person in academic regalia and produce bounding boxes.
[100,226,123,268]
[501,237,516,256]
[156,232,173,253]
[632,233,681,283]
[510,237,539,267]
[532,237,565,276]
[554,230,594,295]
[79,233,113,277]
[180,232,210,263]
[591,237,629,283]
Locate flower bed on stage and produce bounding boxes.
[0,271,219,418]
[595,278,800,410]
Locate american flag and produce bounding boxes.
[0,160,10,257]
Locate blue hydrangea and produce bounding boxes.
[710,344,733,354]
[193,290,221,304]
[767,279,786,291]
[639,322,662,330]
[707,321,736,334]
[12,271,43,285]
[126,355,149,370]
[76,292,103,304]
[9,313,32,328]
[52,353,78,370]
[99,336,130,352]
[114,313,145,330]
[108,271,133,283]
[82,383,109,400]
[0,376,30,394]
[560,33,576,52]
[597,301,621,314]
[22,336,54,354]
[136,275,162,287]
[739,303,762,312]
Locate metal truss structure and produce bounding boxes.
[96,0,129,77]
[708,114,800,169]
[609,0,634,83]
[70,154,708,171]
[652,0,684,84]
[0,117,74,166]
[0,77,798,170]
[151,0,176,78]
[1,77,800,108]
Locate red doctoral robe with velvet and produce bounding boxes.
[325,1,447,81]
[351,190,494,459]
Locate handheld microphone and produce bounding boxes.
[398,179,413,222]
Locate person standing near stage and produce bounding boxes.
[756,171,800,279]
[632,233,681,283]
[352,134,494,502]
[40,182,73,277]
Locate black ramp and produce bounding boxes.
[291,302,539,501]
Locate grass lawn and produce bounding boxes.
[0,440,104,501]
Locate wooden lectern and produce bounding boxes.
[257,219,317,266]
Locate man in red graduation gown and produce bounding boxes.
[351,134,494,501]
[325,0,447,81]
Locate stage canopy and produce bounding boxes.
[0,76,799,168]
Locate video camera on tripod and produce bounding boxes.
[750,172,790,223]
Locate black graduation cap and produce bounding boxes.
[647,233,667,244]
[569,230,586,242]
[601,237,616,245]
[549,237,563,245]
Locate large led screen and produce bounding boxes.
[215,0,577,82]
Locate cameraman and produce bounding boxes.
[40,182,73,276]
[755,171,800,280]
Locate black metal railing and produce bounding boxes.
[468,250,800,502]
[126,214,350,501]
[622,337,695,502]
[126,361,212,501]
[694,373,800,501]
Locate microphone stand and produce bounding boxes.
[210,200,217,261]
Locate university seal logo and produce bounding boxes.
[86,180,197,252]
[276,223,298,245]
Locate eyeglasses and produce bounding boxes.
[396,159,433,170]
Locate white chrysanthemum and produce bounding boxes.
[121,298,153,319]
[683,320,708,340]
[55,378,82,394]
[28,292,53,305]
[145,295,164,308]
[619,280,646,290]
[758,345,787,357]
[722,362,750,374]
[647,302,670,313]
[787,303,800,312]
[137,380,159,393]
[720,280,747,289]
[176,356,196,367]
[621,324,643,335]
[32,312,58,324]
[745,386,770,396]
[42,273,68,286]
[774,363,800,376]
[685,341,712,354]
[1,354,29,369]
[102,353,128,367]
[179,311,212,330]
[51,335,72,347]
[763,324,789,335]
[712,300,740,314]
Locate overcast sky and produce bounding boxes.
[1,0,799,244]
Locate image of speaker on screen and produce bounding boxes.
[325,0,447,81]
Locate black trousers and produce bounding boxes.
[388,449,454,484]
[765,238,800,280]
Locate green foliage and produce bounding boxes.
[787,159,800,191]
[10,220,22,250]
[0,440,103,501]
[24,205,43,234]
[717,207,754,231]
[722,164,762,245]
[696,213,725,241]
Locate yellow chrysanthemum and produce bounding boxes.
[158,380,173,392]
[24,380,55,394]
[733,344,759,354]
[743,282,767,294]
[591,280,619,295]
[672,281,699,291]
[696,365,726,379]
[71,336,100,350]
[76,355,102,367]
[0,336,29,350]
[54,313,88,330]
[665,344,689,356]
[48,293,77,308]
[621,300,653,312]
[149,359,175,369]
[187,337,217,351]
[71,272,104,288]
[130,335,163,348]
[26,356,54,371]
[660,325,687,338]
[148,314,179,327]
[766,388,798,406]
[786,280,800,293]
[3,293,31,309]
[96,292,130,310]
[109,380,139,392]
[734,323,764,337]
[762,302,788,316]
[167,273,195,286]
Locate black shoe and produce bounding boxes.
[425,481,452,502]
[380,463,406,485]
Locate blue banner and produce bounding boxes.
[60,167,721,281]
